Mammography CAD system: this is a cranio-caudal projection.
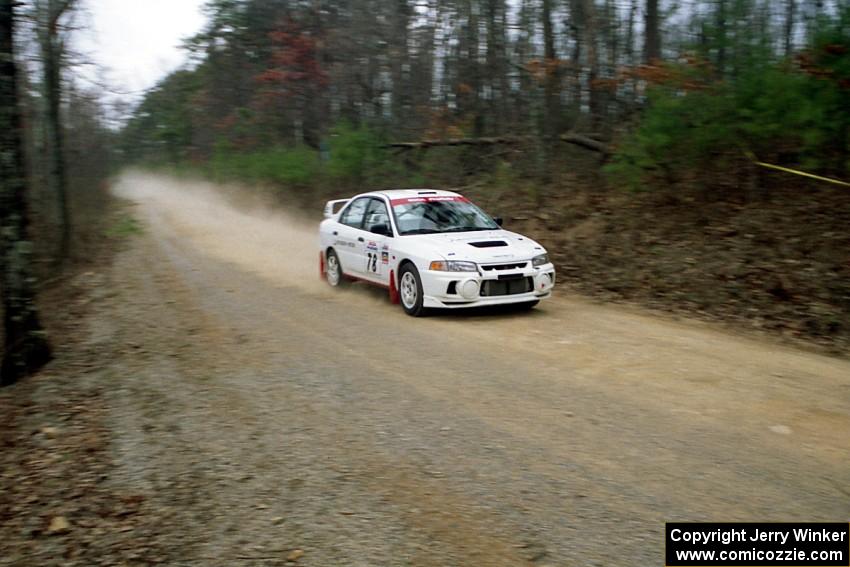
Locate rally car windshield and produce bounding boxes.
[391,198,500,235]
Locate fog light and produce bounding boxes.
[536,273,554,290]
[460,279,479,300]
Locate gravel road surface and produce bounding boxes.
[87,172,850,566]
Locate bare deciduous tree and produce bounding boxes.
[784,0,796,57]
[36,0,77,263]
[644,0,661,62]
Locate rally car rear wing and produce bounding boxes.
[323,199,350,219]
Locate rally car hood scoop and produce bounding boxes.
[414,230,545,263]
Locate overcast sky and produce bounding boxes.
[76,0,208,110]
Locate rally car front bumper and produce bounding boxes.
[420,263,556,309]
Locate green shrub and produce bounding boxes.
[210,143,320,187]
[607,6,850,190]
[326,122,387,183]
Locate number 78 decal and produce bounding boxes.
[366,252,379,273]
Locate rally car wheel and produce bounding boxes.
[325,249,347,287]
[399,264,426,317]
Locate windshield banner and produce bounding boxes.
[390,196,469,205]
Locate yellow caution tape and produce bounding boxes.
[744,150,850,188]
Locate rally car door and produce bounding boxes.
[334,197,370,274]
[357,197,393,284]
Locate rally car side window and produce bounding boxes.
[339,197,369,229]
[363,198,391,234]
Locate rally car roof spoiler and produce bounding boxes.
[323,199,350,219]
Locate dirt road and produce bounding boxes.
[91,172,850,565]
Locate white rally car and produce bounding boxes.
[318,189,555,316]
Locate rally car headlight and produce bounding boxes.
[429,260,478,272]
[532,253,550,267]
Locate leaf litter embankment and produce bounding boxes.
[457,179,850,354]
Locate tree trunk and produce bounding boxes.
[418,0,439,133]
[625,0,637,65]
[514,0,535,129]
[0,0,52,385]
[485,0,500,134]
[602,0,618,125]
[465,0,482,136]
[582,0,599,128]
[40,0,72,264]
[716,0,727,76]
[390,0,410,127]
[625,0,638,108]
[386,133,608,154]
[541,0,559,139]
[568,0,583,117]
[498,0,510,130]
[644,0,660,63]
[784,0,796,57]
[540,0,560,181]
[606,0,619,72]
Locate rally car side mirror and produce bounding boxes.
[371,223,392,237]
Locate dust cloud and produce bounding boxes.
[112,171,332,296]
